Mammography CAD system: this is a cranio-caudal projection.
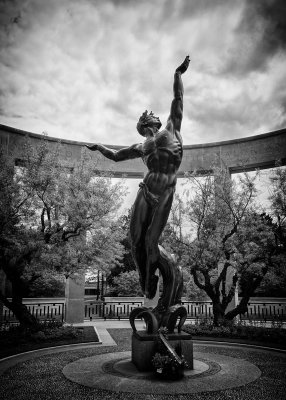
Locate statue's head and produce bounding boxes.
[136,110,162,136]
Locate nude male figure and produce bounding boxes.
[86,56,190,302]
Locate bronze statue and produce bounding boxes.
[86,56,190,332]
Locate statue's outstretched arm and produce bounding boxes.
[85,143,143,162]
[168,55,190,133]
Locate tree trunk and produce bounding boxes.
[225,296,249,320]
[0,278,39,329]
[212,301,226,326]
[225,273,267,321]
[13,280,39,328]
[11,300,39,328]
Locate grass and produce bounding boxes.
[0,322,99,359]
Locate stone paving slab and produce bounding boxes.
[62,348,262,394]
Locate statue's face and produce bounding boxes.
[147,115,161,132]
[137,111,162,136]
[150,115,161,128]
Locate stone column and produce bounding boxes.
[65,272,85,324]
[229,285,239,312]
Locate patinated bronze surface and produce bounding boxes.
[86,56,190,332]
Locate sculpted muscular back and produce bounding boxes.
[86,56,190,301]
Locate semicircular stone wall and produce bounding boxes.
[0,124,285,177]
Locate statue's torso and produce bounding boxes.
[142,128,183,196]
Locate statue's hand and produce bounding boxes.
[85,144,98,151]
[176,55,190,74]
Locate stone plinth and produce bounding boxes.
[131,331,193,372]
[65,274,85,324]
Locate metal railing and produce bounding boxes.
[85,299,286,321]
[85,300,144,320]
[1,298,286,325]
[1,301,65,325]
[239,301,286,321]
[181,300,213,319]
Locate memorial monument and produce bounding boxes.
[1,58,285,382]
[86,56,192,374]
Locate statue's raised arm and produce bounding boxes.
[167,55,190,135]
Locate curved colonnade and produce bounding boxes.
[0,124,285,176]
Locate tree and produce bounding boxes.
[174,169,277,325]
[160,195,208,300]
[268,164,286,248]
[112,270,143,297]
[28,273,65,297]
[0,139,126,327]
[118,210,137,272]
[262,164,286,297]
[224,211,276,319]
[0,151,42,326]
[106,210,137,290]
[182,269,209,301]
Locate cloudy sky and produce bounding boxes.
[0,0,286,147]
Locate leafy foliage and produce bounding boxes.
[112,270,143,296]
[105,210,138,294]
[152,329,188,380]
[160,168,281,325]
[0,139,126,325]
[269,164,286,242]
[27,273,65,297]
[183,320,286,345]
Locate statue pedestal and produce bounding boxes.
[131,331,193,372]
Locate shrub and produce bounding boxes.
[183,320,286,345]
[0,321,82,347]
[31,331,46,341]
[152,352,187,380]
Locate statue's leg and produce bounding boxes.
[129,189,151,293]
[144,188,174,299]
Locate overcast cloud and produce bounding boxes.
[0,0,285,146]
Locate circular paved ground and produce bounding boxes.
[1,338,286,400]
[63,349,261,394]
